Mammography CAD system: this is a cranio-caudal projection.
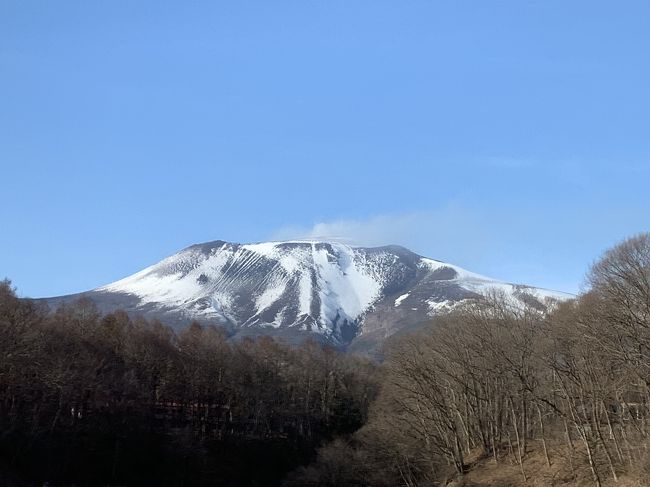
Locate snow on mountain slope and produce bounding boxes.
[46,240,574,346]
[98,241,386,335]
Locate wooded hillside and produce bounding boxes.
[2,233,650,486]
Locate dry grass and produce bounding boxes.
[446,441,650,487]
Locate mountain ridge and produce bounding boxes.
[42,239,573,350]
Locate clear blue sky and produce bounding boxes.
[1,1,649,297]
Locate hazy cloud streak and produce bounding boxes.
[270,206,493,264]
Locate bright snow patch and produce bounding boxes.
[394,293,410,307]
[426,299,455,315]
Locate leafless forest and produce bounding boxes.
[2,233,650,486]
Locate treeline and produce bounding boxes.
[292,233,650,486]
[0,286,377,486]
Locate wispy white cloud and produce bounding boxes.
[268,204,600,295]
[270,205,493,264]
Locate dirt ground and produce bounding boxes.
[446,442,650,487]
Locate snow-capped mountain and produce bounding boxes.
[43,240,572,350]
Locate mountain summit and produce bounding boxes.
[44,240,572,350]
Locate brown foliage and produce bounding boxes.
[301,232,650,486]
